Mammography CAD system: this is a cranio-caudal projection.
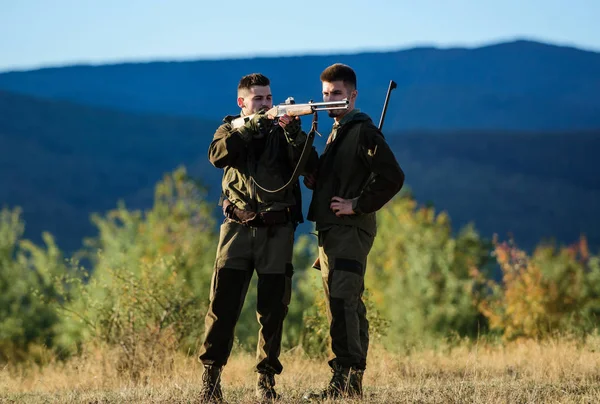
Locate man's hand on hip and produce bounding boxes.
[330,196,355,217]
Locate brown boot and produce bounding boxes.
[200,365,223,403]
[256,372,280,402]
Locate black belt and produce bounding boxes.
[225,204,291,227]
[247,209,291,227]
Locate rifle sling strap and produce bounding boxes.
[250,112,318,194]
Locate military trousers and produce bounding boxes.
[317,224,375,371]
[199,219,295,375]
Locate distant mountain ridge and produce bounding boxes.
[1,39,600,131]
[0,90,218,251]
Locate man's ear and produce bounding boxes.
[237,97,245,109]
[351,89,358,100]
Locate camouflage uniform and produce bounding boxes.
[199,113,316,378]
[307,109,404,373]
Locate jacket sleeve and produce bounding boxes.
[208,123,249,169]
[351,127,405,214]
[282,123,319,176]
[303,146,319,176]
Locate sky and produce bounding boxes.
[1,0,598,72]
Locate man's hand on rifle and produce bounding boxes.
[330,196,355,217]
[279,114,301,138]
[237,110,273,141]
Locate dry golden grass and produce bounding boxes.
[1,335,600,403]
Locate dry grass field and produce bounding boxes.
[2,335,600,403]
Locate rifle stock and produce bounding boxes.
[231,99,348,129]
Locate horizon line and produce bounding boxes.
[1,36,598,74]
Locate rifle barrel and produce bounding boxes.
[304,99,349,107]
[231,99,349,129]
[378,80,397,130]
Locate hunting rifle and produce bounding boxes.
[231,98,349,129]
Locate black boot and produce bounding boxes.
[200,365,223,403]
[256,372,280,402]
[303,363,352,401]
[347,368,364,398]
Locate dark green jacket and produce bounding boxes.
[209,115,317,222]
[307,111,404,236]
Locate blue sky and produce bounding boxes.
[1,0,597,71]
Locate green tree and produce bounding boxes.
[366,195,492,347]
[0,207,72,363]
[58,168,218,376]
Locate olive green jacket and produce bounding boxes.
[307,111,404,236]
[209,114,317,223]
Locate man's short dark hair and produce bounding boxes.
[238,73,270,92]
[320,63,357,90]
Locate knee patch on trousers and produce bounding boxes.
[329,258,363,300]
[334,258,363,275]
[210,267,251,317]
[257,265,293,310]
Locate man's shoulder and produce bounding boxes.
[353,116,384,140]
[216,115,239,132]
[222,114,240,122]
[346,112,376,130]
[221,114,240,125]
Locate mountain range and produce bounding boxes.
[1,40,600,131]
[1,39,599,253]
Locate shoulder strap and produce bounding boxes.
[250,113,318,194]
